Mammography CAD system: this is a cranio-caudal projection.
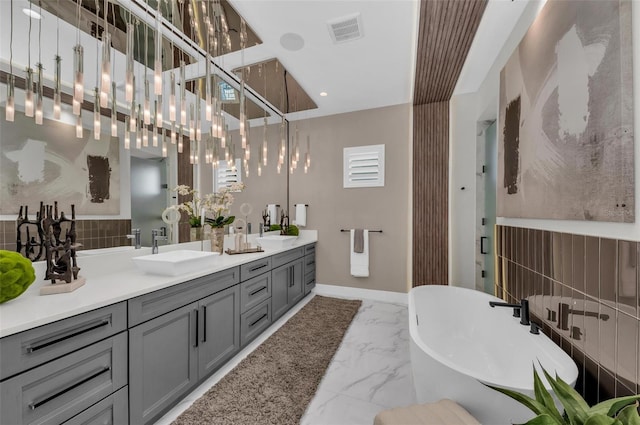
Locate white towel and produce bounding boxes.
[267,204,278,225]
[350,229,369,277]
[294,204,307,227]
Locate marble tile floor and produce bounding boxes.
[155,294,416,425]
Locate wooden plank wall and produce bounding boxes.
[413,102,449,285]
[177,136,193,243]
[412,0,487,287]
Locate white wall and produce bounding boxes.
[450,0,640,288]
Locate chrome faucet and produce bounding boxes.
[151,229,168,254]
[126,228,141,249]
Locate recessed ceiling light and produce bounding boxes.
[280,33,305,51]
[320,92,328,97]
[22,8,42,19]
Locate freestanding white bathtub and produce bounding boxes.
[409,286,578,424]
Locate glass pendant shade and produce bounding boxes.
[144,80,151,125]
[239,81,246,148]
[111,82,117,137]
[153,129,158,147]
[221,124,227,149]
[76,112,83,138]
[205,55,211,121]
[124,117,131,149]
[169,72,176,122]
[93,88,101,140]
[157,97,163,127]
[25,68,34,117]
[53,55,62,119]
[180,61,186,125]
[178,125,183,153]
[245,141,250,161]
[5,74,15,122]
[170,123,176,144]
[189,104,195,140]
[130,76,137,131]
[137,106,142,148]
[125,23,134,102]
[295,127,300,162]
[100,32,111,108]
[35,64,43,125]
[73,44,84,111]
[143,127,149,147]
[262,117,268,166]
[154,26,162,95]
[162,132,167,158]
[306,135,311,167]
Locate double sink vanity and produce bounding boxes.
[0,232,317,425]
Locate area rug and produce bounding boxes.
[172,295,362,425]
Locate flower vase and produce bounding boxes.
[190,226,202,242]
[210,227,225,254]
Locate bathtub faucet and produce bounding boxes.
[489,299,530,326]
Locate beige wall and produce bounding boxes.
[199,123,287,230]
[289,104,412,293]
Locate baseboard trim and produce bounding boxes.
[314,284,408,305]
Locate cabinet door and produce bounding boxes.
[271,263,290,321]
[129,303,198,425]
[63,386,128,425]
[287,258,304,306]
[198,286,240,379]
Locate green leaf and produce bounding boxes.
[533,368,564,423]
[540,367,589,425]
[225,216,235,225]
[590,396,640,417]
[486,384,563,418]
[615,403,640,425]
[583,413,621,425]
[521,414,565,425]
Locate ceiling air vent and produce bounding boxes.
[327,13,363,44]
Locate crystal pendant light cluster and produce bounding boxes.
[1,0,313,175]
[35,2,44,125]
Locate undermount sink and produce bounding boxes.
[255,235,298,249]
[132,250,219,276]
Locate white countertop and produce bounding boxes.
[0,231,317,338]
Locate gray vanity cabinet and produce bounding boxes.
[197,285,241,378]
[304,243,316,294]
[271,258,304,321]
[129,303,198,425]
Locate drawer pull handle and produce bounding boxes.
[26,320,110,353]
[249,264,268,273]
[250,313,268,327]
[249,286,267,297]
[306,259,315,266]
[28,366,111,410]
[202,305,207,343]
[306,280,315,286]
[194,309,199,348]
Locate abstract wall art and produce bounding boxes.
[0,108,120,215]
[497,0,634,222]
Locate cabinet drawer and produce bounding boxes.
[304,254,316,276]
[240,273,271,314]
[240,299,271,347]
[240,257,272,281]
[271,247,305,268]
[304,243,316,255]
[0,332,128,425]
[304,271,316,294]
[0,302,127,381]
[128,267,239,326]
[63,386,128,425]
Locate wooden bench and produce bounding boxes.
[374,399,481,425]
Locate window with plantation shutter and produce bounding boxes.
[214,159,243,191]
[343,144,385,188]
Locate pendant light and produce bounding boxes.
[162,132,168,158]
[154,0,162,96]
[136,106,142,149]
[35,63,43,125]
[93,87,101,140]
[189,104,195,140]
[124,117,131,149]
[143,23,151,126]
[195,89,201,142]
[129,76,137,132]
[262,117,268,167]
[169,71,176,122]
[100,34,111,108]
[180,60,186,125]
[178,125,183,153]
[76,108,83,138]
[170,122,176,144]
[125,20,135,102]
[111,82,117,137]
[73,0,84,115]
[52,0,62,120]
[25,3,34,118]
[5,0,15,122]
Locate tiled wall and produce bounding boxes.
[0,219,132,253]
[496,225,639,404]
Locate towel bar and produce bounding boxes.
[340,229,382,233]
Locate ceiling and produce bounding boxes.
[0,0,531,124]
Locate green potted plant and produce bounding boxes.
[487,366,640,425]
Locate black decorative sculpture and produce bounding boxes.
[42,203,81,284]
[16,203,46,262]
